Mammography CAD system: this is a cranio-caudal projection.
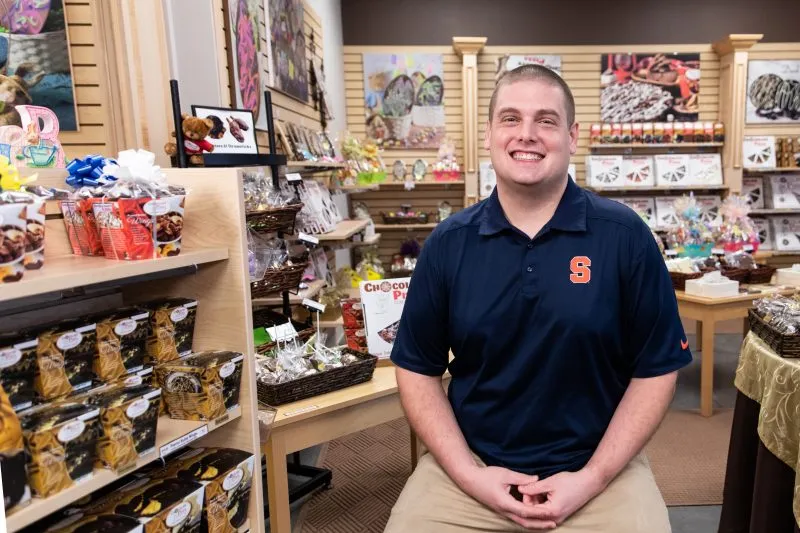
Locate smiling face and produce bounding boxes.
[484,79,579,190]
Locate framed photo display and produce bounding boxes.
[191,105,258,154]
[746,60,800,123]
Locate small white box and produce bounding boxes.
[479,160,496,199]
[752,217,773,250]
[776,267,800,286]
[610,197,656,228]
[655,196,679,229]
[742,177,765,208]
[360,278,410,360]
[768,175,800,208]
[621,156,655,187]
[586,155,624,187]
[743,136,776,169]
[696,195,723,227]
[688,154,723,185]
[685,273,740,298]
[655,154,691,186]
[773,216,800,251]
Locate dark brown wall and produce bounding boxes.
[341,0,800,45]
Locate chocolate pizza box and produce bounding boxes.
[0,331,38,411]
[359,278,410,360]
[0,384,30,514]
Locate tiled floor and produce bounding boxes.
[277,331,744,533]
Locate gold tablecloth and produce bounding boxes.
[736,332,800,525]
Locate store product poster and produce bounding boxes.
[228,0,266,128]
[268,0,309,104]
[362,53,445,149]
[746,60,800,123]
[360,278,410,359]
[192,106,258,154]
[496,55,562,82]
[0,0,77,130]
[600,53,700,123]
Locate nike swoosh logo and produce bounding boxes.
[681,339,689,350]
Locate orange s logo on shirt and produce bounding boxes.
[570,256,591,284]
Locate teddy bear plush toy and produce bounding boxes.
[164,113,215,165]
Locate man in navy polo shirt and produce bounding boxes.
[384,64,692,532]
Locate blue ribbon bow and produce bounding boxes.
[66,155,118,187]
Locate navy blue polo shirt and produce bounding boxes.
[390,178,692,478]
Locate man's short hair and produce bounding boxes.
[489,64,576,126]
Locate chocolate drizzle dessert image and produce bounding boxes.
[378,320,400,344]
[600,53,700,123]
[747,61,800,122]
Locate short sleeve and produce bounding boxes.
[625,221,693,378]
[389,230,450,376]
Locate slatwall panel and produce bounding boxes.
[343,45,465,263]
[477,45,720,185]
[60,1,112,158]
[219,0,325,151]
[744,43,800,138]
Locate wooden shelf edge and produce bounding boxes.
[252,279,327,306]
[750,209,800,215]
[588,185,728,193]
[0,248,230,304]
[7,406,242,532]
[316,219,370,241]
[590,142,724,149]
[744,167,800,173]
[373,223,438,230]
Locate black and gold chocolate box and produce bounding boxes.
[30,318,97,400]
[20,401,100,498]
[86,476,205,533]
[92,307,151,383]
[0,332,38,411]
[43,513,144,533]
[0,385,30,514]
[156,351,243,421]
[159,447,255,532]
[144,298,197,364]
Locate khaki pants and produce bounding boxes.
[384,452,671,533]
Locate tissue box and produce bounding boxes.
[776,267,800,287]
[685,275,739,298]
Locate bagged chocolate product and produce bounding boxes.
[0,385,30,514]
[0,201,27,283]
[60,198,106,257]
[156,351,243,421]
[23,197,45,270]
[31,318,97,400]
[86,476,205,533]
[0,332,38,411]
[86,383,161,473]
[163,447,254,532]
[20,402,100,498]
[144,298,197,364]
[43,513,144,533]
[93,308,151,383]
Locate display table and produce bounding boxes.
[674,285,797,417]
[718,332,800,533]
[262,367,450,533]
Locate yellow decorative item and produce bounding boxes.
[0,155,35,191]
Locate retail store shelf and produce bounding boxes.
[6,406,242,532]
[285,161,345,170]
[590,142,723,149]
[373,223,438,230]
[378,180,465,187]
[252,279,326,306]
[749,208,800,215]
[744,167,800,173]
[755,250,800,259]
[0,248,229,304]
[316,219,370,241]
[587,185,729,194]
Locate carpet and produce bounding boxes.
[295,409,733,532]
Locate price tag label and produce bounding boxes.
[665,250,678,257]
[159,425,208,458]
[303,298,326,313]
[743,244,754,252]
[711,248,725,255]
[298,232,319,245]
[286,173,302,182]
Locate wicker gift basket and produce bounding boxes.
[256,348,378,406]
[252,308,314,356]
[250,261,308,298]
[748,308,800,358]
[245,202,303,234]
[746,264,777,284]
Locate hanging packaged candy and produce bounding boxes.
[716,194,760,253]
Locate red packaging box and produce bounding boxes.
[93,196,185,260]
[345,328,367,351]
[60,198,105,256]
[340,298,364,328]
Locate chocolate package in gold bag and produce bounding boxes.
[144,298,197,364]
[155,351,243,421]
[0,332,38,411]
[85,476,205,533]
[0,384,31,514]
[20,402,100,498]
[85,383,161,473]
[43,513,144,533]
[92,307,151,383]
[30,318,97,400]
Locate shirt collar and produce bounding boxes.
[479,177,587,236]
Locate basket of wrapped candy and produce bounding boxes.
[255,333,377,406]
